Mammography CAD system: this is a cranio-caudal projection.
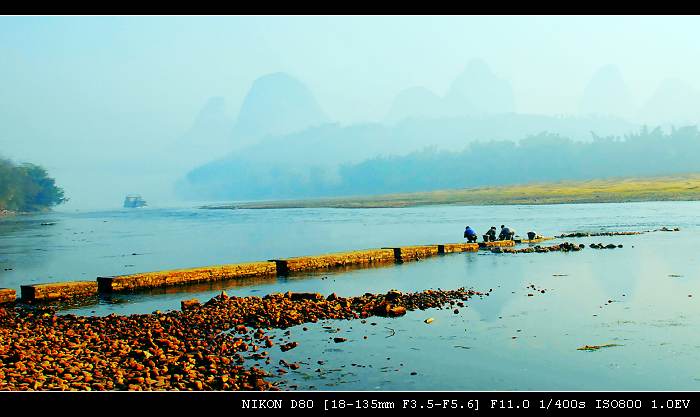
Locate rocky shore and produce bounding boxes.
[0,209,16,218]
[0,288,482,391]
[589,243,623,249]
[556,228,679,238]
[491,242,584,254]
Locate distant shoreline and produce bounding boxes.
[201,174,700,210]
[0,209,17,217]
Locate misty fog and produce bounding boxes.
[2,15,700,209]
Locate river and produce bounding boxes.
[1,201,699,389]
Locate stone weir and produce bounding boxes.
[272,249,396,275]
[16,240,516,301]
[97,261,277,293]
[478,240,516,249]
[515,237,554,244]
[439,243,480,253]
[21,281,98,302]
[0,288,16,304]
[383,245,441,262]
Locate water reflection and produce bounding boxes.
[1,201,698,292]
[3,202,700,389]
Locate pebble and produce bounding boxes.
[0,287,482,391]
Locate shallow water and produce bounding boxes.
[1,201,700,390]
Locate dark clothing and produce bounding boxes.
[527,231,537,240]
[499,227,515,241]
[499,227,511,240]
[484,229,497,242]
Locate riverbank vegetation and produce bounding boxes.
[0,158,66,213]
[204,174,700,209]
[186,126,700,201]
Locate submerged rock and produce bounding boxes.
[589,243,623,250]
[577,344,622,351]
[558,231,644,238]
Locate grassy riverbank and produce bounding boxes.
[202,174,700,209]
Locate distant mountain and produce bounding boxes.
[579,65,633,119]
[177,113,638,201]
[232,72,330,147]
[443,59,516,116]
[385,59,515,124]
[174,63,650,202]
[637,78,700,125]
[190,96,231,136]
[385,86,446,124]
[169,96,235,170]
[178,124,700,202]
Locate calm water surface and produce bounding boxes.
[1,201,699,390]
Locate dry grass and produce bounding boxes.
[204,174,700,209]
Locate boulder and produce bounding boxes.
[180,299,200,310]
[385,290,403,301]
[289,292,324,301]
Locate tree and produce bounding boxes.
[0,158,67,212]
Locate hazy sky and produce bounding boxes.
[2,15,700,208]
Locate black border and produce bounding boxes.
[2,390,699,414]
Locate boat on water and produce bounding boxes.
[123,195,147,208]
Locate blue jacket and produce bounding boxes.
[464,227,477,237]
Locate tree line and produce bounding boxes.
[181,125,700,200]
[335,126,700,195]
[0,158,66,212]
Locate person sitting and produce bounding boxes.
[527,231,537,240]
[483,226,497,242]
[464,225,478,243]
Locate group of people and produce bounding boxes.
[463,225,537,243]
